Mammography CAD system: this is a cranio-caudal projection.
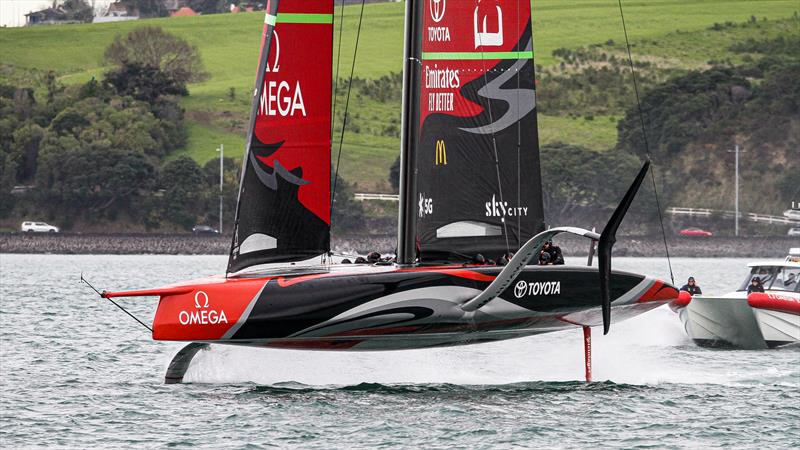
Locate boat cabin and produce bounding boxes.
[739,260,800,293]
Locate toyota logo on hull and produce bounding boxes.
[514,280,561,299]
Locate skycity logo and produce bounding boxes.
[435,140,447,165]
[514,280,561,299]
[485,195,527,218]
[179,291,229,326]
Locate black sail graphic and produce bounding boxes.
[400,0,545,263]
[228,0,334,273]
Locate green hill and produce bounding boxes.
[1,0,797,191]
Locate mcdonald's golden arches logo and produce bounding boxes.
[435,139,447,165]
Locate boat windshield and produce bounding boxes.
[739,266,800,292]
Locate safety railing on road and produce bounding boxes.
[667,207,800,225]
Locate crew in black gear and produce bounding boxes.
[540,241,564,265]
[680,277,702,295]
[747,277,765,294]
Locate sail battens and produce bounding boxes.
[422,50,534,61]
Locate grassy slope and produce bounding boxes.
[1,0,797,190]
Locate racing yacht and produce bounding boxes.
[98,0,679,383]
[671,249,800,349]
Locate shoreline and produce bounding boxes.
[0,232,797,258]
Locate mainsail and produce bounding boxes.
[228,0,334,273]
[399,0,545,263]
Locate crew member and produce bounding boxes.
[747,277,765,294]
[541,241,564,265]
[680,277,702,295]
[783,273,797,290]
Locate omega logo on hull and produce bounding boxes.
[179,291,229,326]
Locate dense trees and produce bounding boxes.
[0,27,210,230]
[540,143,648,226]
[616,58,799,211]
[104,26,208,86]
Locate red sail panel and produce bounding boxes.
[228,0,334,273]
[254,0,333,225]
[411,0,545,262]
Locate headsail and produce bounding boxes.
[228,0,334,273]
[399,0,545,263]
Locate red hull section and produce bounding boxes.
[748,292,800,315]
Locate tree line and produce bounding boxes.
[0,27,227,231]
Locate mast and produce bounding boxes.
[397,0,422,265]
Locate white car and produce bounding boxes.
[21,221,59,233]
[789,228,800,237]
[784,209,800,220]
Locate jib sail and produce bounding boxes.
[228,0,334,273]
[398,0,545,263]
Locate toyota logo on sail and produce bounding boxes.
[430,0,445,23]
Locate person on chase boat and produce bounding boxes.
[680,276,702,295]
[747,277,765,294]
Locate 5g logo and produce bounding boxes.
[419,193,434,218]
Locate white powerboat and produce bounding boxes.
[671,249,800,349]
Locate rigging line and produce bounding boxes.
[617,0,675,285]
[474,0,510,255]
[80,275,153,333]
[330,0,347,138]
[331,0,366,220]
[516,0,522,249]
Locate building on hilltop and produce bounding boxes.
[170,6,198,17]
[93,1,139,23]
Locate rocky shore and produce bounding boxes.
[0,232,797,258]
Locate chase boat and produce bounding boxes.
[671,249,800,349]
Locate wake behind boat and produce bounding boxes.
[97,0,679,383]
[671,250,800,349]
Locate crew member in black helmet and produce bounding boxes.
[747,276,765,294]
[680,277,702,295]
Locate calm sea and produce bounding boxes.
[1,254,798,448]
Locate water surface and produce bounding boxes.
[1,255,798,448]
